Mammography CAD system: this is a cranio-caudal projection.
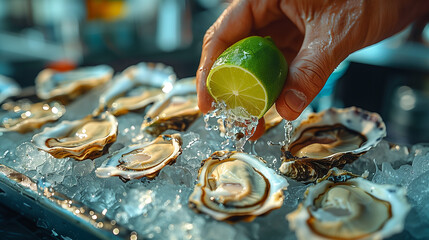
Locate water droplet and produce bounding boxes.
[204,101,258,152]
[283,120,293,149]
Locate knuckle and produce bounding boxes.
[203,27,215,47]
[294,58,330,97]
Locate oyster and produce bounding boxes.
[142,77,201,135]
[36,65,113,103]
[280,107,386,181]
[32,112,118,160]
[0,75,21,104]
[287,168,410,240]
[95,62,176,115]
[95,134,182,180]
[0,101,65,133]
[189,151,288,222]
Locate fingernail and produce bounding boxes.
[284,89,307,113]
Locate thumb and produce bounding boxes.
[275,39,340,121]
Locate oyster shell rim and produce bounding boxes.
[142,94,201,136]
[286,106,386,158]
[287,168,411,240]
[94,62,177,116]
[31,112,118,160]
[0,101,66,134]
[189,150,289,222]
[108,88,164,116]
[280,106,386,182]
[95,133,183,180]
[36,65,114,102]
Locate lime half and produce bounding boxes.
[207,36,288,119]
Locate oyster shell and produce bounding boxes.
[287,168,410,240]
[189,151,288,222]
[32,112,118,160]
[0,101,65,133]
[95,63,176,115]
[95,134,182,180]
[36,65,113,103]
[142,77,201,135]
[0,75,21,104]
[280,107,386,182]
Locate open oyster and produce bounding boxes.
[189,151,288,222]
[36,65,113,103]
[287,168,410,240]
[32,112,118,160]
[142,77,201,135]
[280,107,386,182]
[0,101,65,133]
[94,62,176,116]
[95,134,182,180]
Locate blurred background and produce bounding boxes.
[0,0,222,82]
[0,0,428,145]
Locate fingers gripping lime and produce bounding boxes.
[206,36,288,119]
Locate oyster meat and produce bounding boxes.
[96,134,182,180]
[36,65,113,103]
[280,107,386,181]
[32,112,118,160]
[0,101,65,133]
[142,77,201,135]
[189,151,288,222]
[95,62,176,115]
[287,168,410,240]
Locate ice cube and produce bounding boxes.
[343,155,377,178]
[62,175,78,188]
[15,142,47,170]
[372,162,414,186]
[122,188,154,219]
[361,141,410,167]
[157,165,194,187]
[202,221,238,240]
[409,143,429,157]
[46,172,65,185]
[63,160,74,173]
[180,139,212,169]
[81,184,102,203]
[88,188,117,213]
[412,153,429,177]
[72,160,94,177]
[37,160,55,174]
[181,132,200,149]
[116,112,146,144]
[0,131,34,158]
[405,170,429,239]
[51,157,68,173]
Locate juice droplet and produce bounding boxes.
[283,120,293,149]
[266,120,294,150]
[204,101,258,152]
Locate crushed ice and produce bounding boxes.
[0,86,428,239]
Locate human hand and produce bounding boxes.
[196,0,429,140]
